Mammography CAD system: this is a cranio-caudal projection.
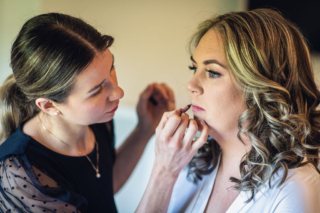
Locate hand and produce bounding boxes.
[154,109,209,178]
[136,83,175,136]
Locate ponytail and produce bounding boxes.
[0,13,114,143]
[0,74,38,143]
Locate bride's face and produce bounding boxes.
[187,29,247,140]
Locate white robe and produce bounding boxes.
[168,156,320,213]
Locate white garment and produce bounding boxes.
[168,156,320,213]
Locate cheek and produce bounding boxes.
[205,84,246,129]
[67,98,106,119]
[82,102,106,116]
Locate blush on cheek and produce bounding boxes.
[85,106,104,117]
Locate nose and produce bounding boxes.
[187,74,203,95]
[109,85,124,102]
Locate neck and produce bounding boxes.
[212,130,251,179]
[38,112,94,154]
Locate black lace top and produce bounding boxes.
[0,121,117,213]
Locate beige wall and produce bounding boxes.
[0,0,41,84]
[40,0,246,108]
[1,0,320,107]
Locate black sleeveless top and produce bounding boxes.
[0,121,117,213]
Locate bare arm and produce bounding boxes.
[113,83,175,193]
[136,110,209,212]
[135,164,178,212]
[113,126,153,193]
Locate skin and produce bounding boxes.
[22,48,175,193]
[136,109,209,212]
[188,29,252,213]
[136,29,252,213]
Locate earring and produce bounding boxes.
[54,111,59,116]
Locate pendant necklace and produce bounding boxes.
[39,116,101,178]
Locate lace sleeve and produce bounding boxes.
[0,156,78,213]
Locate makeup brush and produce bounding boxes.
[181,104,192,113]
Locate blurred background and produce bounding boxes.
[1,0,320,212]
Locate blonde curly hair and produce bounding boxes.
[188,8,320,202]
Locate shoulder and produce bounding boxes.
[0,155,82,212]
[0,126,30,159]
[267,163,320,212]
[273,163,320,192]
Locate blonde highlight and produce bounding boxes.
[188,9,320,201]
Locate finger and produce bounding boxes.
[137,84,154,111]
[165,108,181,119]
[183,119,199,146]
[138,84,153,105]
[191,120,209,152]
[161,113,182,140]
[160,83,175,102]
[156,109,181,134]
[153,83,169,100]
[172,113,189,141]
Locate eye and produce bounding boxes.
[206,69,221,78]
[92,85,103,97]
[188,65,198,74]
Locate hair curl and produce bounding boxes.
[188,8,320,202]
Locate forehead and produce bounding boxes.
[72,49,113,94]
[194,29,225,59]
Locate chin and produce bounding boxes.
[193,115,207,124]
[88,114,114,125]
[193,115,200,123]
[100,116,114,124]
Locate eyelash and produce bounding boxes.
[188,65,197,74]
[91,65,115,97]
[206,69,221,78]
[92,86,103,97]
[188,66,221,78]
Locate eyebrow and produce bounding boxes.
[87,55,114,93]
[190,55,226,69]
[87,79,105,93]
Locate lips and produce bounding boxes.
[192,105,205,112]
[107,105,118,113]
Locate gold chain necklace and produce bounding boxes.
[38,116,101,178]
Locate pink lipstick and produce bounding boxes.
[107,106,118,113]
[192,105,205,112]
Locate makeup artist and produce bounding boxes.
[0,13,182,213]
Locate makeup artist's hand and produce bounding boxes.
[136,83,175,136]
[153,109,209,178]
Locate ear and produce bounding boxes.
[35,98,60,116]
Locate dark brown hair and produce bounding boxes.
[0,13,114,142]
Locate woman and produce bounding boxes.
[136,9,320,212]
[0,13,176,212]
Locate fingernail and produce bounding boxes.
[201,120,206,125]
